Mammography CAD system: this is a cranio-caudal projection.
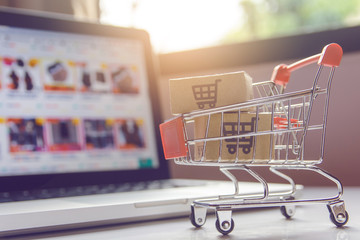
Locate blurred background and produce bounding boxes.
[101,0,360,53]
[1,0,359,186]
[2,0,360,52]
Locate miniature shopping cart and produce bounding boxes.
[160,43,349,235]
[192,79,221,109]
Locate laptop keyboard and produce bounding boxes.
[0,180,185,203]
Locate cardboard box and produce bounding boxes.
[194,112,274,162]
[169,71,253,114]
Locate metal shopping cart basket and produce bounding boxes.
[159,43,348,235]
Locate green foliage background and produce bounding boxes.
[221,0,360,44]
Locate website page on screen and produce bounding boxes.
[0,25,159,176]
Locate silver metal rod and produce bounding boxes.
[320,67,336,163]
[269,167,296,196]
[201,114,211,162]
[189,124,324,144]
[182,117,192,161]
[220,167,239,196]
[251,106,259,163]
[193,165,343,209]
[218,112,224,163]
[298,65,323,159]
[235,110,241,163]
[268,102,275,163]
[183,88,326,120]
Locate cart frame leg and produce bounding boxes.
[220,166,269,200]
[272,165,344,202]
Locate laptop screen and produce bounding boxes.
[0,8,167,191]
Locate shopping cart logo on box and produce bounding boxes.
[192,79,221,109]
[224,117,257,155]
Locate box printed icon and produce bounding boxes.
[194,112,273,162]
[170,71,253,114]
[224,116,257,155]
[192,79,221,109]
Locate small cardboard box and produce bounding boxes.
[169,71,253,114]
[194,112,273,162]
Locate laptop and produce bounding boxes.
[0,7,297,236]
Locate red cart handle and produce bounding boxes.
[271,43,343,87]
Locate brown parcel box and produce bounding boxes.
[169,71,253,114]
[194,112,274,162]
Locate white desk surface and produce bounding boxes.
[7,186,360,240]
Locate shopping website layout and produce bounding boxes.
[0,26,159,176]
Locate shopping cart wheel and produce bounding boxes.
[280,205,295,219]
[189,205,207,228]
[330,211,349,227]
[280,196,296,219]
[215,219,234,235]
[215,210,234,235]
[327,201,349,227]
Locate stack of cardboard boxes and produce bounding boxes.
[169,71,273,162]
